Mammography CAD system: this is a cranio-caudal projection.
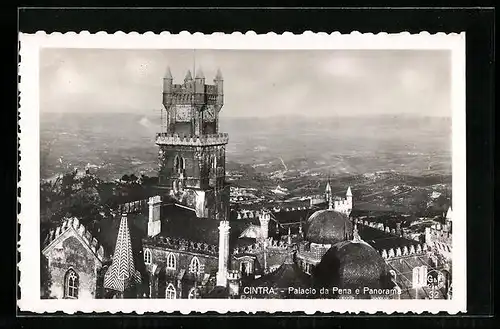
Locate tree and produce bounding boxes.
[121,174,130,182]
[40,253,52,299]
[129,174,138,182]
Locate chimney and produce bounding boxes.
[216,220,231,287]
[148,196,162,237]
[258,210,271,241]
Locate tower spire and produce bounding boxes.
[164,66,173,79]
[193,49,196,80]
[215,68,223,80]
[352,223,361,242]
[104,214,141,293]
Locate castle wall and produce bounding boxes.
[143,243,219,298]
[144,245,219,276]
[425,226,452,261]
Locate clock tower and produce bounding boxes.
[156,67,229,220]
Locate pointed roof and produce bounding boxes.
[446,207,453,221]
[164,66,173,79]
[104,214,141,292]
[325,181,332,193]
[215,68,223,80]
[184,70,193,81]
[195,68,205,79]
[346,186,352,197]
[352,223,362,243]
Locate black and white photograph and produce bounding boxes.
[18,32,466,313]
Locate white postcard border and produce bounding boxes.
[18,31,466,314]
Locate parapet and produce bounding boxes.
[148,195,162,205]
[379,242,429,260]
[428,224,452,241]
[118,199,148,214]
[227,270,241,281]
[144,235,219,256]
[234,205,313,220]
[156,133,229,147]
[43,217,105,263]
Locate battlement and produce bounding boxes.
[156,133,229,146]
[354,218,419,241]
[227,270,241,281]
[297,244,329,262]
[379,242,428,260]
[117,199,148,214]
[426,224,452,247]
[163,69,223,106]
[148,195,162,205]
[234,205,313,220]
[144,235,219,256]
[43,217,105,262]
[163,88,221,105]
[232,237,290,256]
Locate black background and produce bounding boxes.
[3,6,496,329]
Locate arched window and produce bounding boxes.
[166,253,176,270]
[166,283,176,299]
[212,155,217,170]
[304,263,311,275]
[189,256,200,273]
[174,155,185,172]
[188,287,200,299]
[144,249,152,265]
[174,155,180,171]
[65,269,79,299]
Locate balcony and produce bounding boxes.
[156,133,229,146]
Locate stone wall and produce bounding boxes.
[42,217,105,299]
[44,234,99,299]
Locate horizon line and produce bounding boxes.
[41,111,452,119]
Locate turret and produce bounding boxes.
[214,68,224,106]
[184,69,193,83]
[163,66,173,93]
[258,210,271,241]
[325,181,332,200]
[194,67,205,94]
[346,186,352,202]
[445,207,452,222]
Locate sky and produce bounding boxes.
[40,48,451,117]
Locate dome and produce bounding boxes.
[306,209,353,244]
[313,240,389,291]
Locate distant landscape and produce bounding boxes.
[40,112,452,221]
[41,113,451,179]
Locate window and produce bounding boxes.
[144,249,152,265]
[174,155,185,172]
[240,261,252,275]
[304,263,311,275]
[174,155,179,171]
[65,269,79,299]
[188,287,200,299]
[240,262,248,275]
[166,283,176,299]
[166,253,176,270]
[189,256,200,273]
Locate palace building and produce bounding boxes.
[41,67,452,300]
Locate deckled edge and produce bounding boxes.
[18,31,467,315]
